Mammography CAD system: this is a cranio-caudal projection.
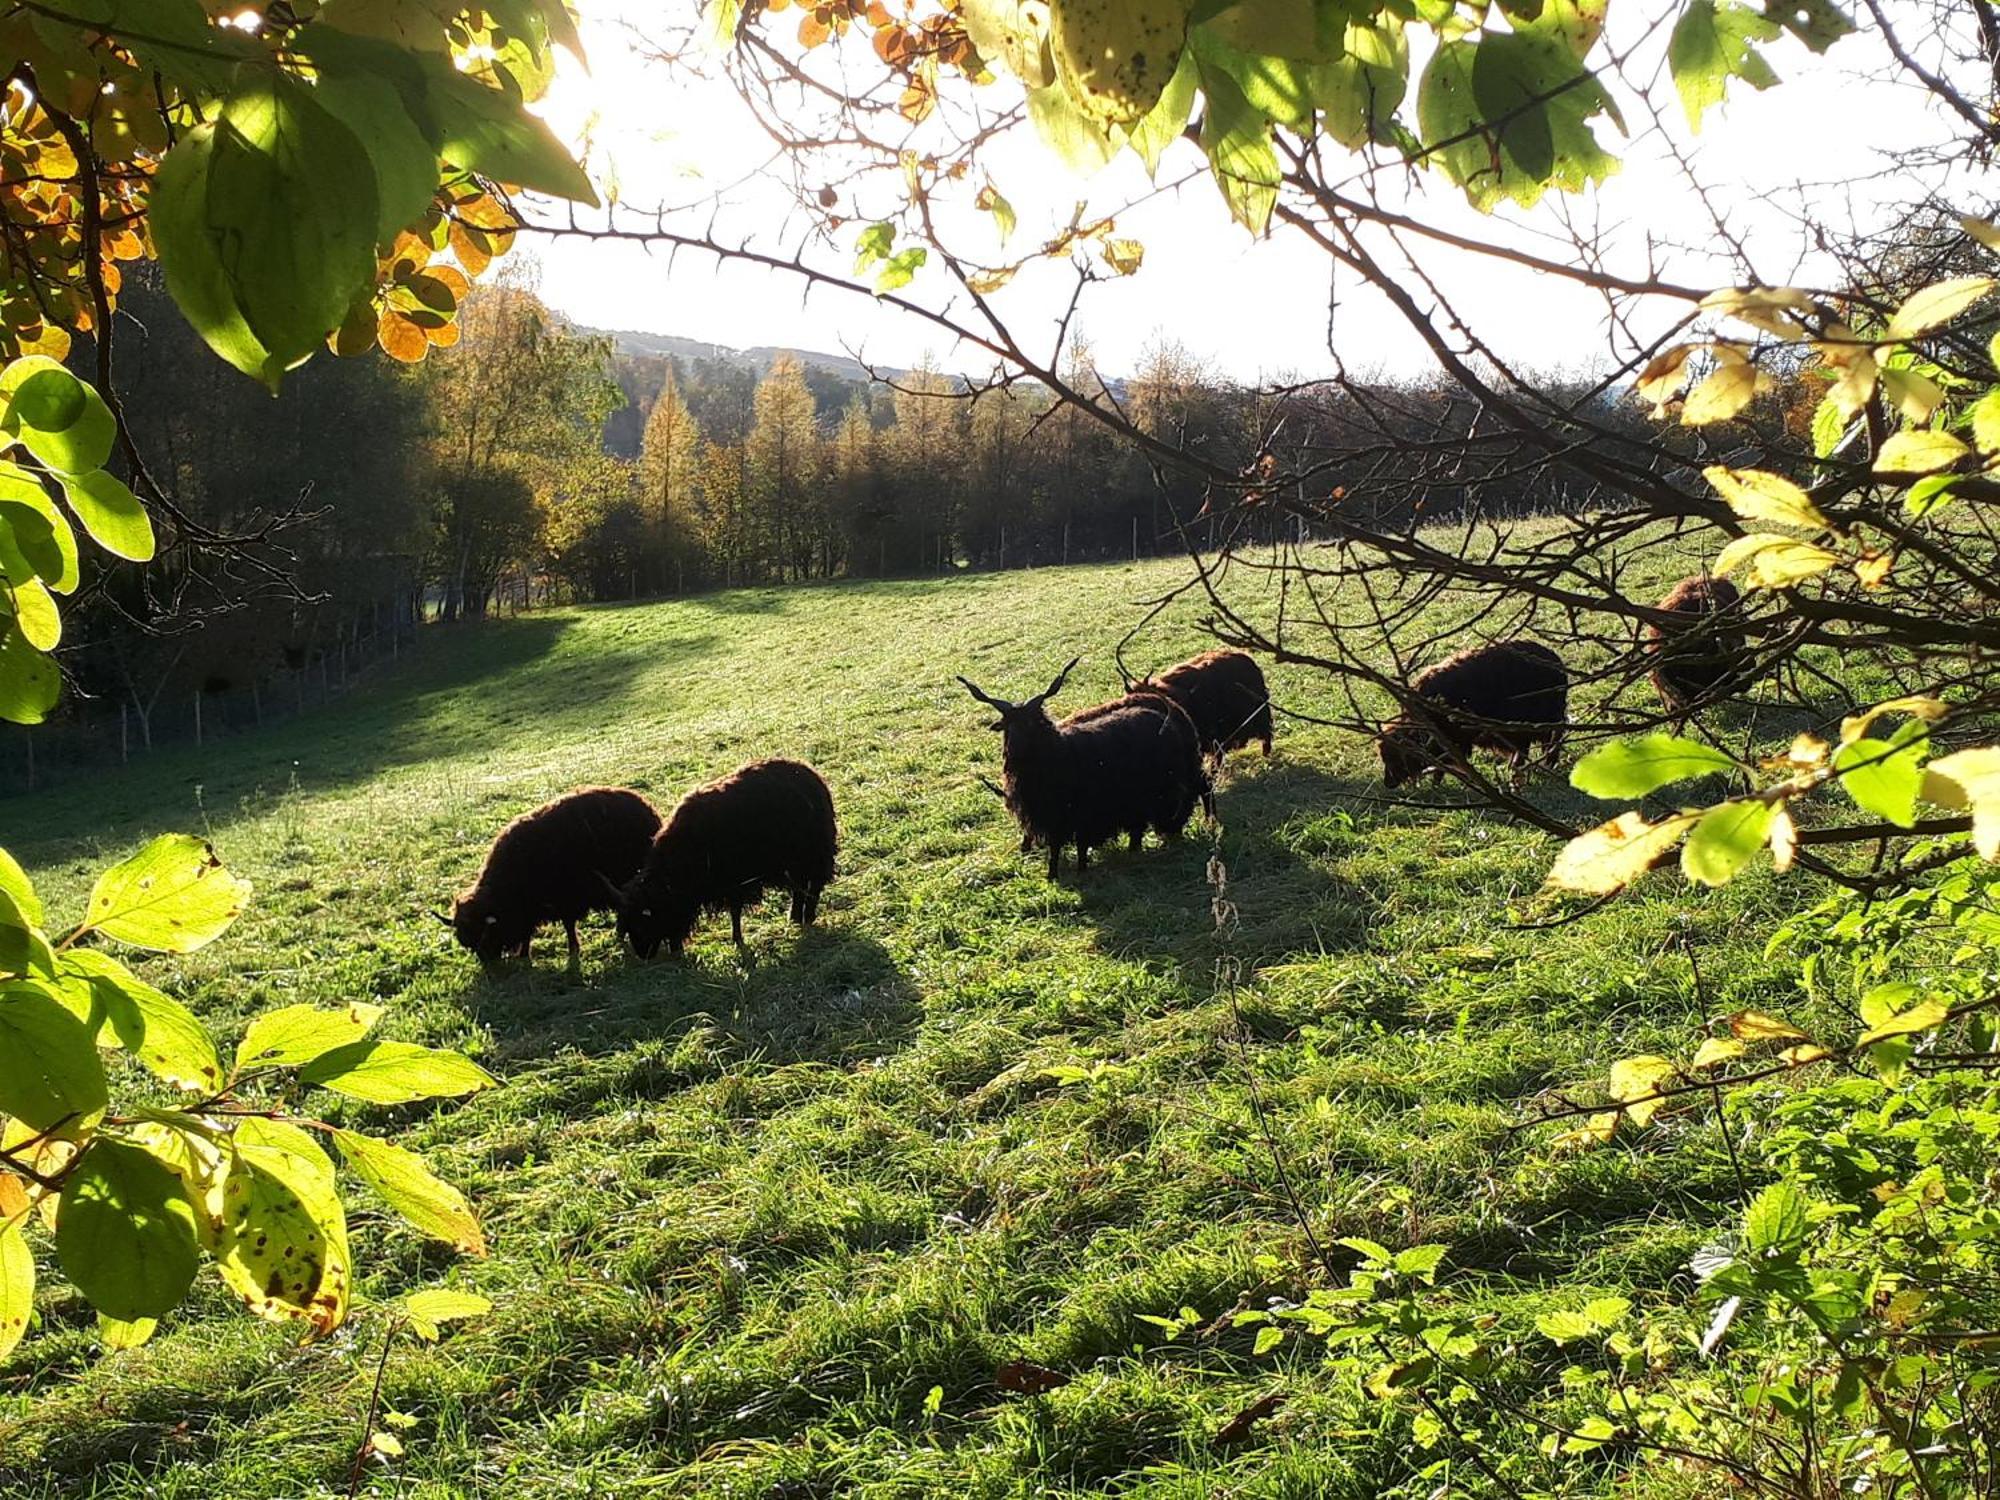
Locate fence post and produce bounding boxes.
[193,693,202,747]
[24,731,32,792]
[120,703,128,764]
[252,681,262,726]
[1132,515,1138,561]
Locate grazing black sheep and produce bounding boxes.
[960,658,1212,878]
[1647,575,1753,712]
[443,787,662,967]
[610,758,837,958]
[1139,649,1274,763]
[1380,641,1569,788]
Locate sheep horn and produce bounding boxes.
[1033,656,1081,706]
[427,908,453,928]
[976,774,1007,801]
[957,675,1013,712]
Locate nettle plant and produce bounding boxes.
[0,834,493,1356]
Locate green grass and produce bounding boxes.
[0,556,1817,1497]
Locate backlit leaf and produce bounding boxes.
[1885,276,1994,340]
[1712,533,1839,587]
[1874,429,1969,474]
[1703,466,1827,530]
[0,1220,30,1360]
[1729,1009,1809,1042]
[0,360,116,476]
[1570,734,1739,798]
[1744,1181,1808,1254]
[1692,1036,1746,1068]
[1832,718,1928,828]
[1681,362,1758,423]
[1668,0,1779,130]
[1545,811,1699,895]
[333,1129,485,1254]
[234,1002,385,1074]
[1927,747,2000,858]
[215,1117,350,1335]
[302,1041,496,1104]
[1681,799,1773,886]
[1609,1054,1678,1127]
[404,1286,492,1339]
[0,982,108,1135]
[57,471,154,562]
[84,835,250,953]
[55,1136,201,1321]
[1196,56,1279,233]
[58,948,223,1094]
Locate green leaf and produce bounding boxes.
[99,1313,158,1349]
[333,1128,486,1253]
[1743,1180,1808,1254]
[1971,390,2000,453]
[0,461,82,593]
[1570,734,1739,798]
[1416,29,1621,212]
[425,59,598,204]
[58,949,224,1094]
[301,1040,496,1103]
[1190,29,1316,129]
[215,1117,351,1334]
[0,625,60,726]
[150,72,382,389]
[308,51,445,247]
[8,577,60,652]
[1195,55,1279,233]
[0,884,57,980]
[1810,395,1846,458]
[1906,474,1960,518]
[1127,48,1199,174]
[57,471,154,563]
[1200,0,1341,60]
[234,1001,385,1074]
[0,982,108,1134]
[84,834,251,953]
[1681,799,1774,886]
[1667,0,1778,131]
[0,847,43,930]
[1312,19,1408,148]
[1393,1244,1447,1278]
[56,1136,201,1321]
[1855,986,1949,1046]
[402,1286,492,1340]
[0,359,117,476]
[0,1219,31,1359]
[1025,80,1119,173]
[1833,718,1928,828]
[1252,1323,1285,1355]
[875,247,928,297]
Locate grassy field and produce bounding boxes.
[0,555,1815,1498]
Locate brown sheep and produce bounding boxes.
[1138,649,1274,763]
[960,659,1211,878]
[609,759,837,958]
[1380,641,1569,787]
[442,787,662,968]
[1647,575,1752,712]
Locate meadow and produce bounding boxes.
[0,554,1813,1498]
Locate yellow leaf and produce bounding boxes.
[1104,238,1145,275]
[1854,551,1894,588]
[1692,1037,1746,1069]
[1783,734,1829,769]
[1551,1112,1620,1150]
[370,1430,405,1458]
[1880,367,1944,423]
[0,1171,27,1227]
[1780,1043,1833,1065]
[1635,344,1694,408]
[1700,286,1813,339]
[1824,350,1880,418]
[1703,466,1828,531]
[1682,363,1758,424]
[1729,1009,1810,1042]
[1856,995,1949,1047]
[1769,804,1797,872]
[1840,696,1946,745]
[966,267,1017,294]
[1961,214,2000,251]
[1926,747,2000,857]
[1713,533,1841,588]
[1886,276,1995,340]
[1609,1054,1679,1127]
[1544,811,1699,896]
[1875,429,1970,475]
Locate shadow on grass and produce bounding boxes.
[463,917,921,1075]
[1051,758,1388,970]
[2,616,711,862]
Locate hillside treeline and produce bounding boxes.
[50,274,1655,759]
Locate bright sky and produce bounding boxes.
[529,2,1979,383]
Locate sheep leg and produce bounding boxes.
[1047,843,1062,879]
[730,905,746,946]
[1262,735,1273,757]
[564,919,581,971]
[1127,829,1144,851]
[789,888,804,924]
[1076,841,1089,873]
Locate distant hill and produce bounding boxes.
[578,326,905,386]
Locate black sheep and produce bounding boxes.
[1380,640,1569,787]
[960,658,1211,878]
[610,758,837,958]
[1139,649,1275,763]
[443,787,662,967]
[1647,575,1753,712]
